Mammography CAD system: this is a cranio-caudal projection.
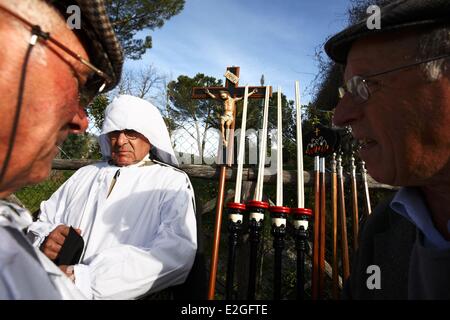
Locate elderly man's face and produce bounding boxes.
[333,29,450,186]
[0,2,89,197]
[108,130,151,166]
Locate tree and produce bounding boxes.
[117,65,165,99]
[106,0,185,59]
[59,133,100,159]
[158,75,179,138]
[88,94,110,131]
[167,74,223,159]
[116,65,177,136]
[88,65,167,128]
[265,92,297,168]
[311,0,393,116]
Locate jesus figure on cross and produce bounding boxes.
[205,88,257,147]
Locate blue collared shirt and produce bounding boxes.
[390,187,450,250]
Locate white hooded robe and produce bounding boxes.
[28,95,197,299]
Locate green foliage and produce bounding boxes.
[168,73,223,125]
[58,95,109,160]
[60,133,100,159]
[311,0,393,113]
[106,0,185,59]
[310,61,344,112]
[168,73,223,157]
[15,171,75,213]
[88,94,110,131]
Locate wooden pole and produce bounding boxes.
[208,165,227,299]
[312,156,320,300]
[360,160,372,217]
[319,157,326,299]
[209,76,243,299]
[337,155,350,281]
[207,101,238,300]
[331,153,339,299]
[350,154,359,251]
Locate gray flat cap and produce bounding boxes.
[50,0,123,92]
[325,0,450,64]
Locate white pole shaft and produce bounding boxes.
[295,81,305,208]
[234,86,249,203]
[276,87,283,206]
[315,156,320,172]
[254,87,271,201]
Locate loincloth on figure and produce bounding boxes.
[221,111,234,123]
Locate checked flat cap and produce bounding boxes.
[50,0,123,92]
[325,0,450,64]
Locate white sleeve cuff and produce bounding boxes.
[74,264,93,299]
[27,222,63,248]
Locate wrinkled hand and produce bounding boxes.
[60,265,75,282]
[40,225,81,260]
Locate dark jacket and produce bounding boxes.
[343,195,416,299]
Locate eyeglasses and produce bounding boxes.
[338,54,450,105]
[0,4,111,107]
[108,130,140,141]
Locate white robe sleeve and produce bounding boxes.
[74,175,197,300]
[27,171,79,247]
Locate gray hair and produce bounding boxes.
[0,0,60,30]
[417,25,450,81]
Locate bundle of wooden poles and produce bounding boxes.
[195,75,373,300]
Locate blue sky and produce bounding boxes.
[126,0,352,105]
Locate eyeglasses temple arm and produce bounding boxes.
[365,54,450,79]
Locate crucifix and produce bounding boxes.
[192,66,271,165]
[192,66,272,299]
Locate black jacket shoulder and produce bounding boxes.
[343,193,416,299]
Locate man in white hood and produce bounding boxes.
[27,95,197,300]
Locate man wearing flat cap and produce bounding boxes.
[0,0,123,299]
[325,0,450,299]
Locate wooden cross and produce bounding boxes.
[191,66,272,300]
[192,66,272,165]
[192,66,269,100]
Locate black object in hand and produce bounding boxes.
[54,226,84,266]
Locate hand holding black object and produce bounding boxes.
[41,225,84,265]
